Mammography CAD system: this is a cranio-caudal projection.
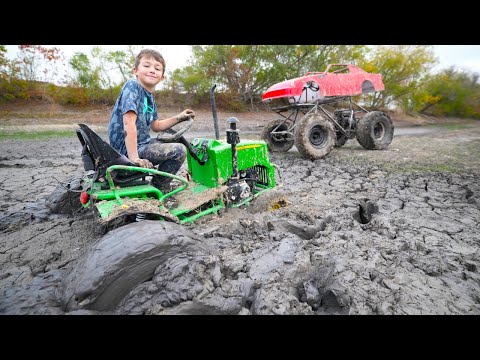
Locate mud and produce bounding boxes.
[1,115,480,315]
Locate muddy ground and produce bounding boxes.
[1,106,479,315]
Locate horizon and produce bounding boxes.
[4,45,480,87]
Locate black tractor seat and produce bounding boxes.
[76,123,147,186]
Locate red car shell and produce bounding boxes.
[262,64,385,103]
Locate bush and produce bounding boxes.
[0,79,33,102]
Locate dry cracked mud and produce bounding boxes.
[1,114,479,315]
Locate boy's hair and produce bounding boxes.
[134,49,166,75]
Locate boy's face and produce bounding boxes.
[133,55,164,91]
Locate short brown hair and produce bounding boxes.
[134,49,166,75]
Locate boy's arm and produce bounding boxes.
[151,109,195,132]
[123,111,152,168]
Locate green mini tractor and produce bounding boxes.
[76,86,276,228]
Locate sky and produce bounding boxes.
[4,45,192,88]
[4,45,480,84]
[432,45,480,73]
[4,45,192,73]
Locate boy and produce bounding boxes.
[108,49,195,190]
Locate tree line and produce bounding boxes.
[1,45,479,118]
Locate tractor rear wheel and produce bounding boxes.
[356,111,394,150]
[261,119,295,152]
[294,113,336,159]
[60,221,207,312]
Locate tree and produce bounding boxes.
[69,46,138,89]
[106,49,135,84]
[360,45,437,110]
[69,52,101,88]
[168,45,369,109]
[415,67,480,118]
[0,45,13,79]
[16,45,63,83]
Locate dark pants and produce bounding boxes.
[138,140,186,187]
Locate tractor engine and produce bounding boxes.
[334,109,356,129]
[186,119,276,204]
[186,138,275,201]
[226,178,251,203]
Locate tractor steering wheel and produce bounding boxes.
[156,117,193,143]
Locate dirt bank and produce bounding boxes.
[1,109,479,315]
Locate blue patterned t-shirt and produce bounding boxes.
[108,79,158,156]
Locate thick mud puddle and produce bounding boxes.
[1,125,479,315]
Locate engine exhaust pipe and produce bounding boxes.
[226,117,239,179]
[210,84,219,140]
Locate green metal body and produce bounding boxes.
[84,138,276,224]
[187,138,276,188]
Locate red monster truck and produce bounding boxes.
[261,64,394,159]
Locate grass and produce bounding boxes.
[0,111,90,119]
[0,130,77,140]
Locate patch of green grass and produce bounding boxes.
[0,130,76,140]
[0,111,80,119]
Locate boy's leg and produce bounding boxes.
[138,141,186,189]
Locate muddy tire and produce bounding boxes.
[356,111,394,150]
[60,221,207,312]
[335,132,349,147]
[294,113,336,159]
[261,119,295,152]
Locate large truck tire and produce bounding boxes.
[60,221,207,312]
[356,111,394,150]
[294,113,336,159]
[335,132,349,147]
[261,119,295,152]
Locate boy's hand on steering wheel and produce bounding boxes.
[176,109,195,122]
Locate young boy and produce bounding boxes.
[108,49,195,190]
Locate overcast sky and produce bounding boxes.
[5,45,480,81]
[4,45,192,74]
